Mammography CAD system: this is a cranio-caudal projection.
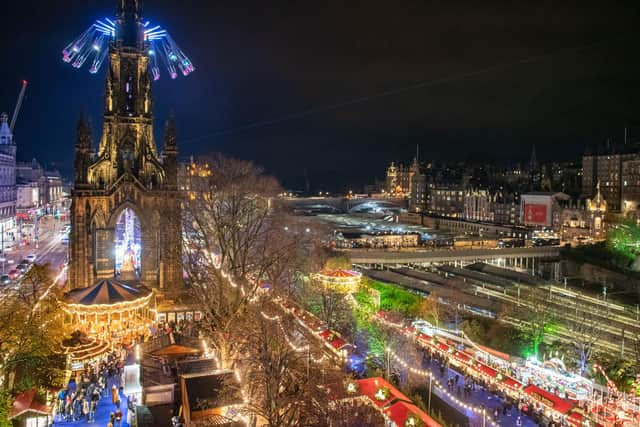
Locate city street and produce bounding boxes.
[1,214,68,283]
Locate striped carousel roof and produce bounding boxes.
[64,278,151,305]
[318,269,362,278]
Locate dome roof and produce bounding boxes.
[64,278,151,305]
[0,113,13,145]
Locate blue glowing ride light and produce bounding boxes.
[62,16,194,80]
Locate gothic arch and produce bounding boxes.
[107,201,148,229]
[91,205,108,228]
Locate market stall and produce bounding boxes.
[523,384,574,423]
[385,401,441,427]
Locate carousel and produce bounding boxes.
[312,269,362,293]
[63,278,155,347]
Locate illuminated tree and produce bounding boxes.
[183,156,324,370]
[241,304,344,426]
[511,288,556,358]
[0,264,68,391]
[568,308,602,374]
[304,277,353,335]
[415,293,443,327]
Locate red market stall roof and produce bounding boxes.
[417,333,432,345]
[356,377,412,408]
[385,401,442,427]
[473,363,497,378]
[453,351,471,363]
[501,376,523,390]
[436,342,449,352]
[10,389,51,419]
[523,384,574,414]
[567,410,584,427]
[318,329,348,350]
[478,344,511,361]
[329,337,347,350]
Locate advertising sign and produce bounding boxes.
[524,203,547,225]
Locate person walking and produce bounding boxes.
[114,407,123,427]
[82,397,89,419]
[111,384,119,406]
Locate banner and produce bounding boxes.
[524,203,547,225]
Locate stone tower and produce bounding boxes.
[68,0,182,291]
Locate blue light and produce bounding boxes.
[144,25,162,34]
[64,16,194,79]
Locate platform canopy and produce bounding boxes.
[65,279,151,306]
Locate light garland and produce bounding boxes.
[63,291,154,315]
[388,342,497,426]
[259,311,327,363]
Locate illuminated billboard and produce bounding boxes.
[523,203,548,226]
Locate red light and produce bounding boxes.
[22,80,28,85]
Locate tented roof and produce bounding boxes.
[65,279,151,305]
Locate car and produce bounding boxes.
[8,269,20,280]
[0,275,9,285]
[26,254,37,263]
[16,264,28,273]
[20,259,30,265]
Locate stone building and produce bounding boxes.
[582,152,637,212]
[559,184,607,241]
[463,189,493,222]
[386,158,419,195]
[427,185,465,218]
[68,2,182,291]
[0,113,17,241]
[16,159,64,213]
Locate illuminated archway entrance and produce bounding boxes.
[115,207,142,280]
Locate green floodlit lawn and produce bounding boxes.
[363,278,421,313]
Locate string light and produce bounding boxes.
[388,348,497,426]
[260,311,327,363]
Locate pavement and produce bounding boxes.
[53,376,130,427]
[425,356,538,427]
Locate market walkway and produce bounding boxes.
[426,356,538,427]
[53,376,130,427]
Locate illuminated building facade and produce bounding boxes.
[68,0,182,291]
[0,113,16,242]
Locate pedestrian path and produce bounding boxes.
[426,357,538,427]
[53,376,129,427]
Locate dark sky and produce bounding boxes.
[1,1,639,191]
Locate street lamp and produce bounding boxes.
[385,346,390,380]
[427,373,433,412]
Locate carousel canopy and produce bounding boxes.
[319,269,361,278]
[65,279,151,305]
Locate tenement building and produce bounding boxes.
[582,151,637,212]
[68,2,182,291]
[0,113,17,242]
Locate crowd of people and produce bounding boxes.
[423,347,571,427]
[54,350,128,426]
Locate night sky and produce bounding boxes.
[1,1,639,191]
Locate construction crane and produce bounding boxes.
[9,80,28,132]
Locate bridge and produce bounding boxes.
[348,246,560,266]
[281,196,406,213]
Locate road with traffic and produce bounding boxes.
[0,215,69,287]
